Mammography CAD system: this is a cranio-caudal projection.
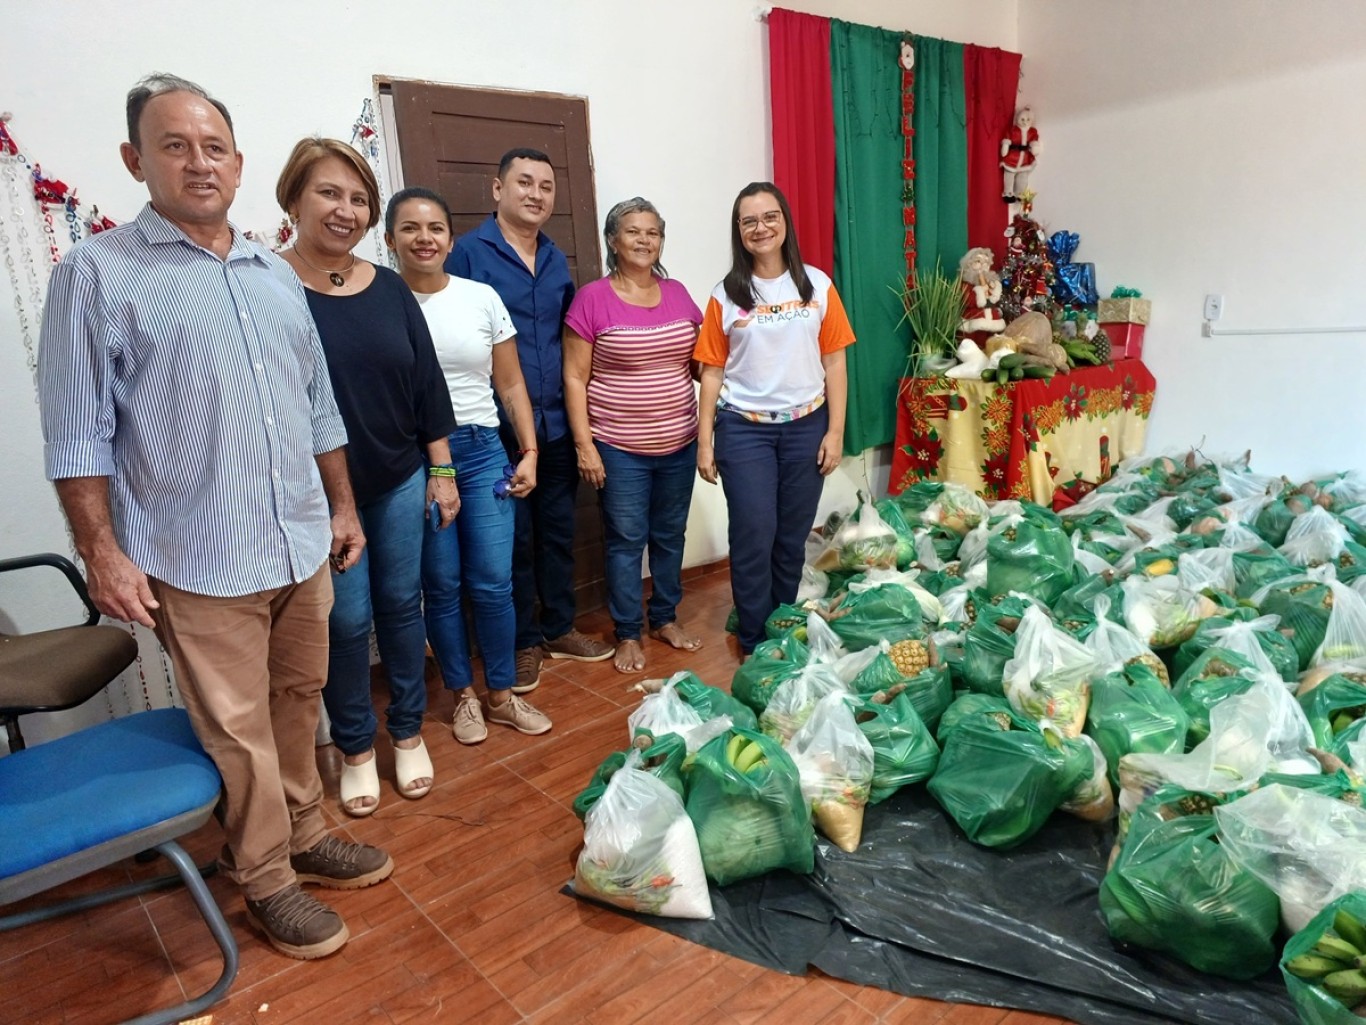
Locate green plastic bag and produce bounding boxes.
[1281,892,1366,1025]
[1172,647,1260,747]
[1085,667,1189,788]
[961,619,1018,695]
[764,603,811,640]
[984,512,1076,605]
[886,481,944,520]
[935,692,1016,743]
[1231,549,1297,599]
[673,672,759,732]
[685,728,815,885]
[1172,608,1299,683]
[572,733,687,822]
[826,584,924,651]
[1298,674,1366,750]
[1333,717,1366,766]
[1099,786,1280,980]
[731,633,809,715]
[850,655,951,732]
[1259,577,1335,670]
[926,711,1091,849]
[1254,498,1301,546]
[874,498,919,570]
[855,691,940,803]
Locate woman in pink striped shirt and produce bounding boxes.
[564,198,704,674]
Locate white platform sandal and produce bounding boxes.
[394,737,434,800]
[339,750,381,817]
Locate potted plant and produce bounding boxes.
[894,262,965,378]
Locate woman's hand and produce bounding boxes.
[510,452,538,498]
[428,475,460,527]
[816,431,842,476]
[576,442,605,489]
[697,442,719,485]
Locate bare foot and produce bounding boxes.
[614,638,647,674]
[650,621,702,651]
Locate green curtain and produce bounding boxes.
[831,19,907,454]
[911,37,968,278]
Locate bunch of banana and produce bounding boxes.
[724,734,768,774]
[1285,909,1366,1009]
[1059,336,1103,368]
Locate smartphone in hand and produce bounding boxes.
[429,499,441,531]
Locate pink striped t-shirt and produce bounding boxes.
[564,276,703,456]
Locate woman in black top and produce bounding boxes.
[277,138,457,816]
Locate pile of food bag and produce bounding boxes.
[570,456,1366,1017]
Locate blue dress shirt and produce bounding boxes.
[38,204,347,597]
[446,214,574,441]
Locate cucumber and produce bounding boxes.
[1010,366,1025,380]
[998,353,1026,370]
[1021,365,1055,379]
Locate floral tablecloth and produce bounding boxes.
[889,359,1157,505]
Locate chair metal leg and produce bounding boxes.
[2,716,23,753]
[117,841,238,1025]
[0,842,237,1025]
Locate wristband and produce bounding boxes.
[518,448,538,456]
[428,464,457,479]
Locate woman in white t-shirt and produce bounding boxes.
[693,182,856,656]
[385,187,552,745]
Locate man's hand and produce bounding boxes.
[85,545,159,628]
[330,508,366,572]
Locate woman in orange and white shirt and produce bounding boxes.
[694,181,855,656]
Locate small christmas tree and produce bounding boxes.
[999,212,1056,322]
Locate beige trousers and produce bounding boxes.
[150,566,332,900]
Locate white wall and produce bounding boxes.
[0,0,1017,737]
[1018,0,1366,478]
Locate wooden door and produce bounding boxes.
[386,80,607,614]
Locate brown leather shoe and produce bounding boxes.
[542,628,615,662]
[290,834,394,890]
[513,645,543,693]
[245,884,349,959]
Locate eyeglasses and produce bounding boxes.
[737,210,783,233]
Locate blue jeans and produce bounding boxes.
[504,428,578,648]
[714,405,829,654]
[422,425,517,692]
[596,439,697,641]
[325,466,428,756]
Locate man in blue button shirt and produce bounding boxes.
[38,74,393,961]
[448,148,614,689]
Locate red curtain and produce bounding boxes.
[964,45,1022,268]
[768,8,836,274]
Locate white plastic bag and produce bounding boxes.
[1085,595,1161,676]
[919,483,988,535]
[1215,783,1366,933]
[572,761,713,919]
[785,692,875,852]
[1059,734,1115,822]
[1311,579,1366,669]
[937,584,972,626]
[1117,677,1318,823]
[759,663,848,745]
[1121,574,1211,649]
[804,612,847,665]
[812,496,898,573]
[627,676,706,751]
[1199,617,1283,681]
[1279,505,1349,567]
[1177,547,1237,595]
[1216,462,1280,503]
[1002,605,1097,737]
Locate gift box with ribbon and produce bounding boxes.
[1097,297,1152,325]
[1098,287,1150,358]
[1047,230,1098,306]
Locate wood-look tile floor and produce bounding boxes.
[0,565,1072,1025]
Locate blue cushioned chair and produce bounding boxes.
[0,707,238,1025]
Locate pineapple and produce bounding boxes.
[1126,653,1171,686]
[1092,328,1112,363]
[887,639,930,676]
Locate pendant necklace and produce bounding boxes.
[295,246,355,287]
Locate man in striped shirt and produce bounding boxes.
[37,74,392,961]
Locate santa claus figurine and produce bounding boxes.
[957,247,1005,336]
[1001,106,1039,202]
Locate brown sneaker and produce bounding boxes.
[290,834,394,890]
[452,690,488,745]
[543,628,615,662]
[512,645,543,694]
[245,884,349,960]
[486,693,553,735]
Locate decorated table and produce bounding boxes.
[888,359,1156,505]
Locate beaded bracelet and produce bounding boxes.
[518,448,538,456]
[428,465,457,478]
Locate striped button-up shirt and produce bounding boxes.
[38,204,348,597]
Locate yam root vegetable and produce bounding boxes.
[1308,746,1352,776]
[995,615,1022,635]
[1190,516,1223,536]
[1298,667,1338,696]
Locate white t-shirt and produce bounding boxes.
[414,276,516,429]
[693,266,855,414]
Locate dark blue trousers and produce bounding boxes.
[503,429,579,649]
[714,405,828,653]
